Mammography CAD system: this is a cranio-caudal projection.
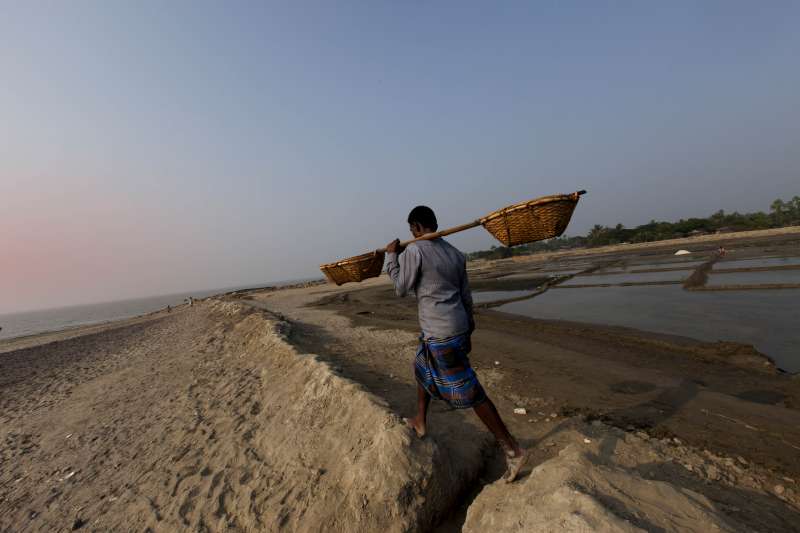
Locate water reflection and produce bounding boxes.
[489,285,799,372]
[716,257,800,269]
[472,290,532,304]
[562,270,688,285]
[707,269,800,285]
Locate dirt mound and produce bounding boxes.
[464,424,742,532]
[463,417,800,532]
[145,301,482,531]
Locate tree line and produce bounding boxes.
[467,195,800,261]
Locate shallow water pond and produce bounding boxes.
[716,256,800,269]
[562,270,688,286]
[472,290,533,304]
[627,261,706,270]
[497,272,572,280]
[493,285,800,372]
[537,270,584,277]
[706,269,800,286]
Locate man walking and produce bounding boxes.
[386,205,526,482]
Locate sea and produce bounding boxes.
[0,280,315,342]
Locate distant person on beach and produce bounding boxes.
[167,305,171,313]
[386,206,526,482]
[718,246,727,257]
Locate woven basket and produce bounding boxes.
[320,250,386,285]
[480,192,580,247]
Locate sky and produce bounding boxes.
[2,1,799,313]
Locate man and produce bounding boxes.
[386,205,526,482]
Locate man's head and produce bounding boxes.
[407,205,437,237]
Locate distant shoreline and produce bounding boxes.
[470,225,800,264]
[0,279,324,347]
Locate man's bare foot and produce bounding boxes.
[403,417,426,439]
[503,449,528,483]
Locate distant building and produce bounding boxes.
[688,229,707,237]
[716,227,735,234]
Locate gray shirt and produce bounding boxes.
[386,238,474,340]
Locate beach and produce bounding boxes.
[2,301,463,531]
[2,229,800,531]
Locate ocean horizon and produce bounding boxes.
[0,278,318,342]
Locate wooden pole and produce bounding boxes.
[372,190,586,252]
[374,220,482,253]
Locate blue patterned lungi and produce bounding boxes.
[414,333,487,409]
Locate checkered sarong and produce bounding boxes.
[414,333,487,409]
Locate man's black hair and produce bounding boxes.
[407,205,438,231]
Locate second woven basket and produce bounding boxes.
[479,192,580,247]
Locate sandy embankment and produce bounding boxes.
[2,284,799,531]
[0,300,483,531]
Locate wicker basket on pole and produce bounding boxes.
[320,190,585,285]
[320,251,386,286]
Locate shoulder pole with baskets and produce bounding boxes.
[320,190,586,285]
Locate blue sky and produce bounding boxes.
[2,1,799,312]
